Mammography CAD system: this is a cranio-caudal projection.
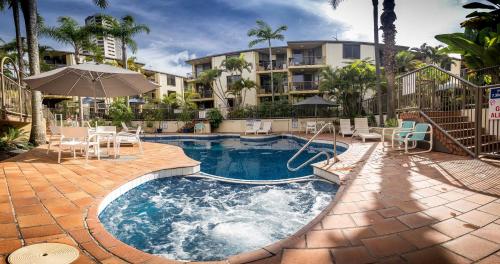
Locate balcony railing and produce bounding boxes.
[196,89,213,99]
[258,84,288,94]
[257,61,287,71]
[289,81,320,91]
[289,56,325,66]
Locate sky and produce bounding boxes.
[0,0,476,76]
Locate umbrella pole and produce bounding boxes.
[79,97,84,124]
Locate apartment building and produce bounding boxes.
[84,14,123,61]
[186,40,409,110]
[143,69,186,101]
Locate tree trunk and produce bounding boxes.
[21,0,45,146]
[268,39,274,104]
[122,37,127,69]
[12,0,24,83]
[381,0,397,119]
[372,0,384,126]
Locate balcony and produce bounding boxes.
[194,89,213,100]
[289,81,320,92]
[288,56,325,67]
[257,84,289,95]
[257,61,288,72]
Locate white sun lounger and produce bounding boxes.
[353,118,382,142]
[245,120,261,135]
[257,122,272,135]
[339,119,354,137]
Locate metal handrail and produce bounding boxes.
[287,122,339,172]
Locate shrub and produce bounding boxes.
[385,118,399,127]
[0,127,29,151]
[207,108,223,129]
[108,98,133,126]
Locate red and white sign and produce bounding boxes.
[489,88,500,120]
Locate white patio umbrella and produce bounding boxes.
[24,63,159,121]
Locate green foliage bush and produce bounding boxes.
[385,118,399,127]
[0,127,30,151]
[207,108,223,129]
[108,98,133,126]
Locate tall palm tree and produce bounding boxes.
[100,15,149,69]
[1,0,25,82]
[248,20,287,104]
[41,16,96,64]
[330,0,384,125]
[380,0,397,119]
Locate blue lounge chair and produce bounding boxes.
[390,120,416,147]
[394,123,433,154]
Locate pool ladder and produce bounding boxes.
[287,122,339,172]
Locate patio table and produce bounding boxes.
[90,127,117,158]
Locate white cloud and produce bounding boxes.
[137,40,196,76]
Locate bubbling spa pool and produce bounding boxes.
[99,136,345,261]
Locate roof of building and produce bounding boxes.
[185,40,410,64]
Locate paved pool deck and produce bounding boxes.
[0,135,499,264]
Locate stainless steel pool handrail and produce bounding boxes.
[287,122,339,172]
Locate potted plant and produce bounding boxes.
[207,108,223,132]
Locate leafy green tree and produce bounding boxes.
[410,43,454,68]
[460,0,499,30]
[197,68,226,105]
[330,0,384,125]
[227,78,256,107]
[320,59,376,117]
[40,16,98,63]
[207,108,223,130]
[108,98,133,126]
[396,50,423,73]
[435,1,500,73]
[248,20,287,104]
[98,15,149,69]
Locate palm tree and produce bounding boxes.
[330,0,384,125]
[1,0,25,83]
[395,50,422,73]
[41,16,96,63]
[248,20,287,104]
[381,0,397,119]
[100,15,149,69]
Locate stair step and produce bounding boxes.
[431,116,469,123]
[425,111,462,117]
[439,122,475,130]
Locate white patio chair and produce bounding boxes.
[257,122,272,135]
[245,120,261,135]
[116,126,143,155]
[339,119,353,137]
[353,118,382,142]
[57,127,100,163]
[46,125,61,154]
[121,122,137,133]
[305,122,317,135]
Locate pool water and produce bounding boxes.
[148,137,346,180]
[99,176,337,261]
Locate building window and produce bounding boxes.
[167,75,176,86]
[343,44,360,59]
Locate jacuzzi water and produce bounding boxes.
[99,176,338,261]
[146,136,346,180]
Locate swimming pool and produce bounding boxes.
[145,136,347,181]
[99,176,338,261]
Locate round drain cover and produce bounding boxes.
[8,243,79,264]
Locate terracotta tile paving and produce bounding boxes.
[1,136,500,263]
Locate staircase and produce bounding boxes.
[396,65,500,158]
[425,111,500,155]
